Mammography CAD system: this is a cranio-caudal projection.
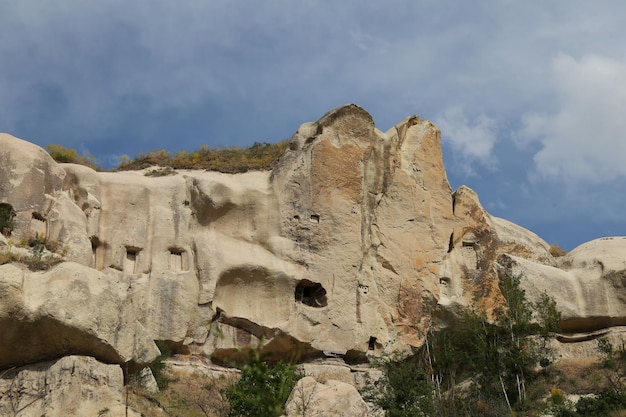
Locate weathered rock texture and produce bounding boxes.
[1,105,624,413]
[0,261,157,371]
[282,376,374,417]
[0,355,139,417]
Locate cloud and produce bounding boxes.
[520,53,626,182]
[435,106,497,174]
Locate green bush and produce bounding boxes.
[361,356,434,417]
[150,341,172,390]
[226,349,302,417]
[553,389,626,417]
[0,203,15,237]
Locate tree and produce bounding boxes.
[226,348,302,417]
[362,356,434,417]
[421,272,561,416]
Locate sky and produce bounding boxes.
[1,0,625,250]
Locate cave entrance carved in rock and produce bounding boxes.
[295,280,327,307]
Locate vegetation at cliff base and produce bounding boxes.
[363,272,563,417]
[549,338,626,417]
[225,347,302,417]
[150,341,173,390]
[127,342,301,417]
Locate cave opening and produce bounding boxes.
[295,280,327,307]
[368,336,377,351]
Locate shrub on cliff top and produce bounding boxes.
[117,141,289,173]
[46,144,98,170]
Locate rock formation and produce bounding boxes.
[1,104,625,414]
[0,356,139,417]
[282,376,375,417]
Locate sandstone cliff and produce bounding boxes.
[1,104,624,414]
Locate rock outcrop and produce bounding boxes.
[0,262,158,371]
[0,356,139,417]
[282,376,374,417]
[500,237,626,333]
[1,104,624,414]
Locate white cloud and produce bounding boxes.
[520,53,626,182]
[435,106,497,173]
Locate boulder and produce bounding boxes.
[0,262,158,370]
[282,376,374,417]
[0,355,140,417]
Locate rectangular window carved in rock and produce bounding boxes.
[124,247,140,274]
[168,248,188,272]
[368,336,377,351]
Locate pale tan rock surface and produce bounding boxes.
[500,237,626,333]
[0,355,140,417]
[282,376,373,417]
[3,104,626,414]
[271,106,455,354]
[437,185,554,318]
[0,262,159,370]
[0,106,558,366]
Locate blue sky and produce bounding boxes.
[1,1,625,250]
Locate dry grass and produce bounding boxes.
[128,364,238,417]
[538,357,608,395]
[549,243,568,257]
[117,141,289,173]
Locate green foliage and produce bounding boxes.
[226,348,302,417]
[552,389,626,417]
[29,232,47,254]
[533,291,562,340]
[427,274,553,413]
[117,140,289,173]
[596,337,626,395]
[362,356,434,417]
[365,272,562,417]
[0,203,15,237]
[46,144,98,169]
[150,341,173,390]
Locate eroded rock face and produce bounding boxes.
[437,186,554,320]
[0,355,140,417]
[2,105,626,412]
[270,105,455,354]
[0,262,158,371]
[501,237,626,333]
[282,376,374,417]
